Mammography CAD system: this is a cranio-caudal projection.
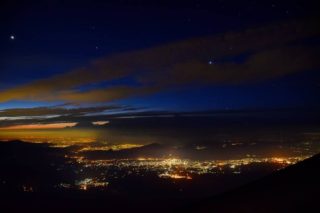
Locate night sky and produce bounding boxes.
[0,0,320,127]
[2,3,320,212]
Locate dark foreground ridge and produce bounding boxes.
[190,153,320,213]
[0,140,319,213]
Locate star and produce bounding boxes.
[208,59,215,65]
[10,35,15,40]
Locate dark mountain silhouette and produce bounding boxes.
[190,153,320,213]
[82,142,177,159]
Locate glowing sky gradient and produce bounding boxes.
[0,0,319,146]
[0,122,78,130]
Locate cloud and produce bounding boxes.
[92,121,109,126]
[0,122,78,130]
[0,104,140,127]
[160,45,320,85]
[0,105,122,117]
[0,19,319,103]
[39,86,161,102]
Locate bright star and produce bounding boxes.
[10,35,15,40]
[208,60,215,65]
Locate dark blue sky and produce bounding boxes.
[0,0,319,113]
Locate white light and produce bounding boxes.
[10,35,15,40]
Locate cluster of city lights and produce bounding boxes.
[67,155,308,184]
[75,178,109,190]
[76,144,144,152]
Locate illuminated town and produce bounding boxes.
[1,133,318,192]
[60,150,309,190]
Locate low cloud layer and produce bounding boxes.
[0,19,319,104]
[0,105,138,127]
[0,105,124,117]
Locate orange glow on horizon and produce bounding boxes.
[92,121,109,126]
[0,122,78,130]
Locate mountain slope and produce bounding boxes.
[191,153,320,213]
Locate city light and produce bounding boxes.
[64,153,309,188]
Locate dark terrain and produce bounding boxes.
[191,153,320,213]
